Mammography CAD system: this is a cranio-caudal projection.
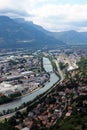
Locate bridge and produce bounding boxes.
[44,63,51,65]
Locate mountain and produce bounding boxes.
[14,18,49,33]
[50,30,87,45]
[0,16,65,50]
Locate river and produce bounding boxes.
[0,57,59,113]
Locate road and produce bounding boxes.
[54,59,64,82]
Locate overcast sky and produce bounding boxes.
[0,0,87,32]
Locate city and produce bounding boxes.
[0,46,87,130]
[0,0,87,129]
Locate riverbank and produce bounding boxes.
[0,56,66,123]
[0,57,59,117]
[0,75,59,121]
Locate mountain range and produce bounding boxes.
[0,16,64,50]
[49,30,87,45]
[0,16,87,50]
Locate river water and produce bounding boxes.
[0,57,59,113]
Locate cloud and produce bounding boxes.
[30,4,87,31]
[0,9,31,18]
[0,0,87,31]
